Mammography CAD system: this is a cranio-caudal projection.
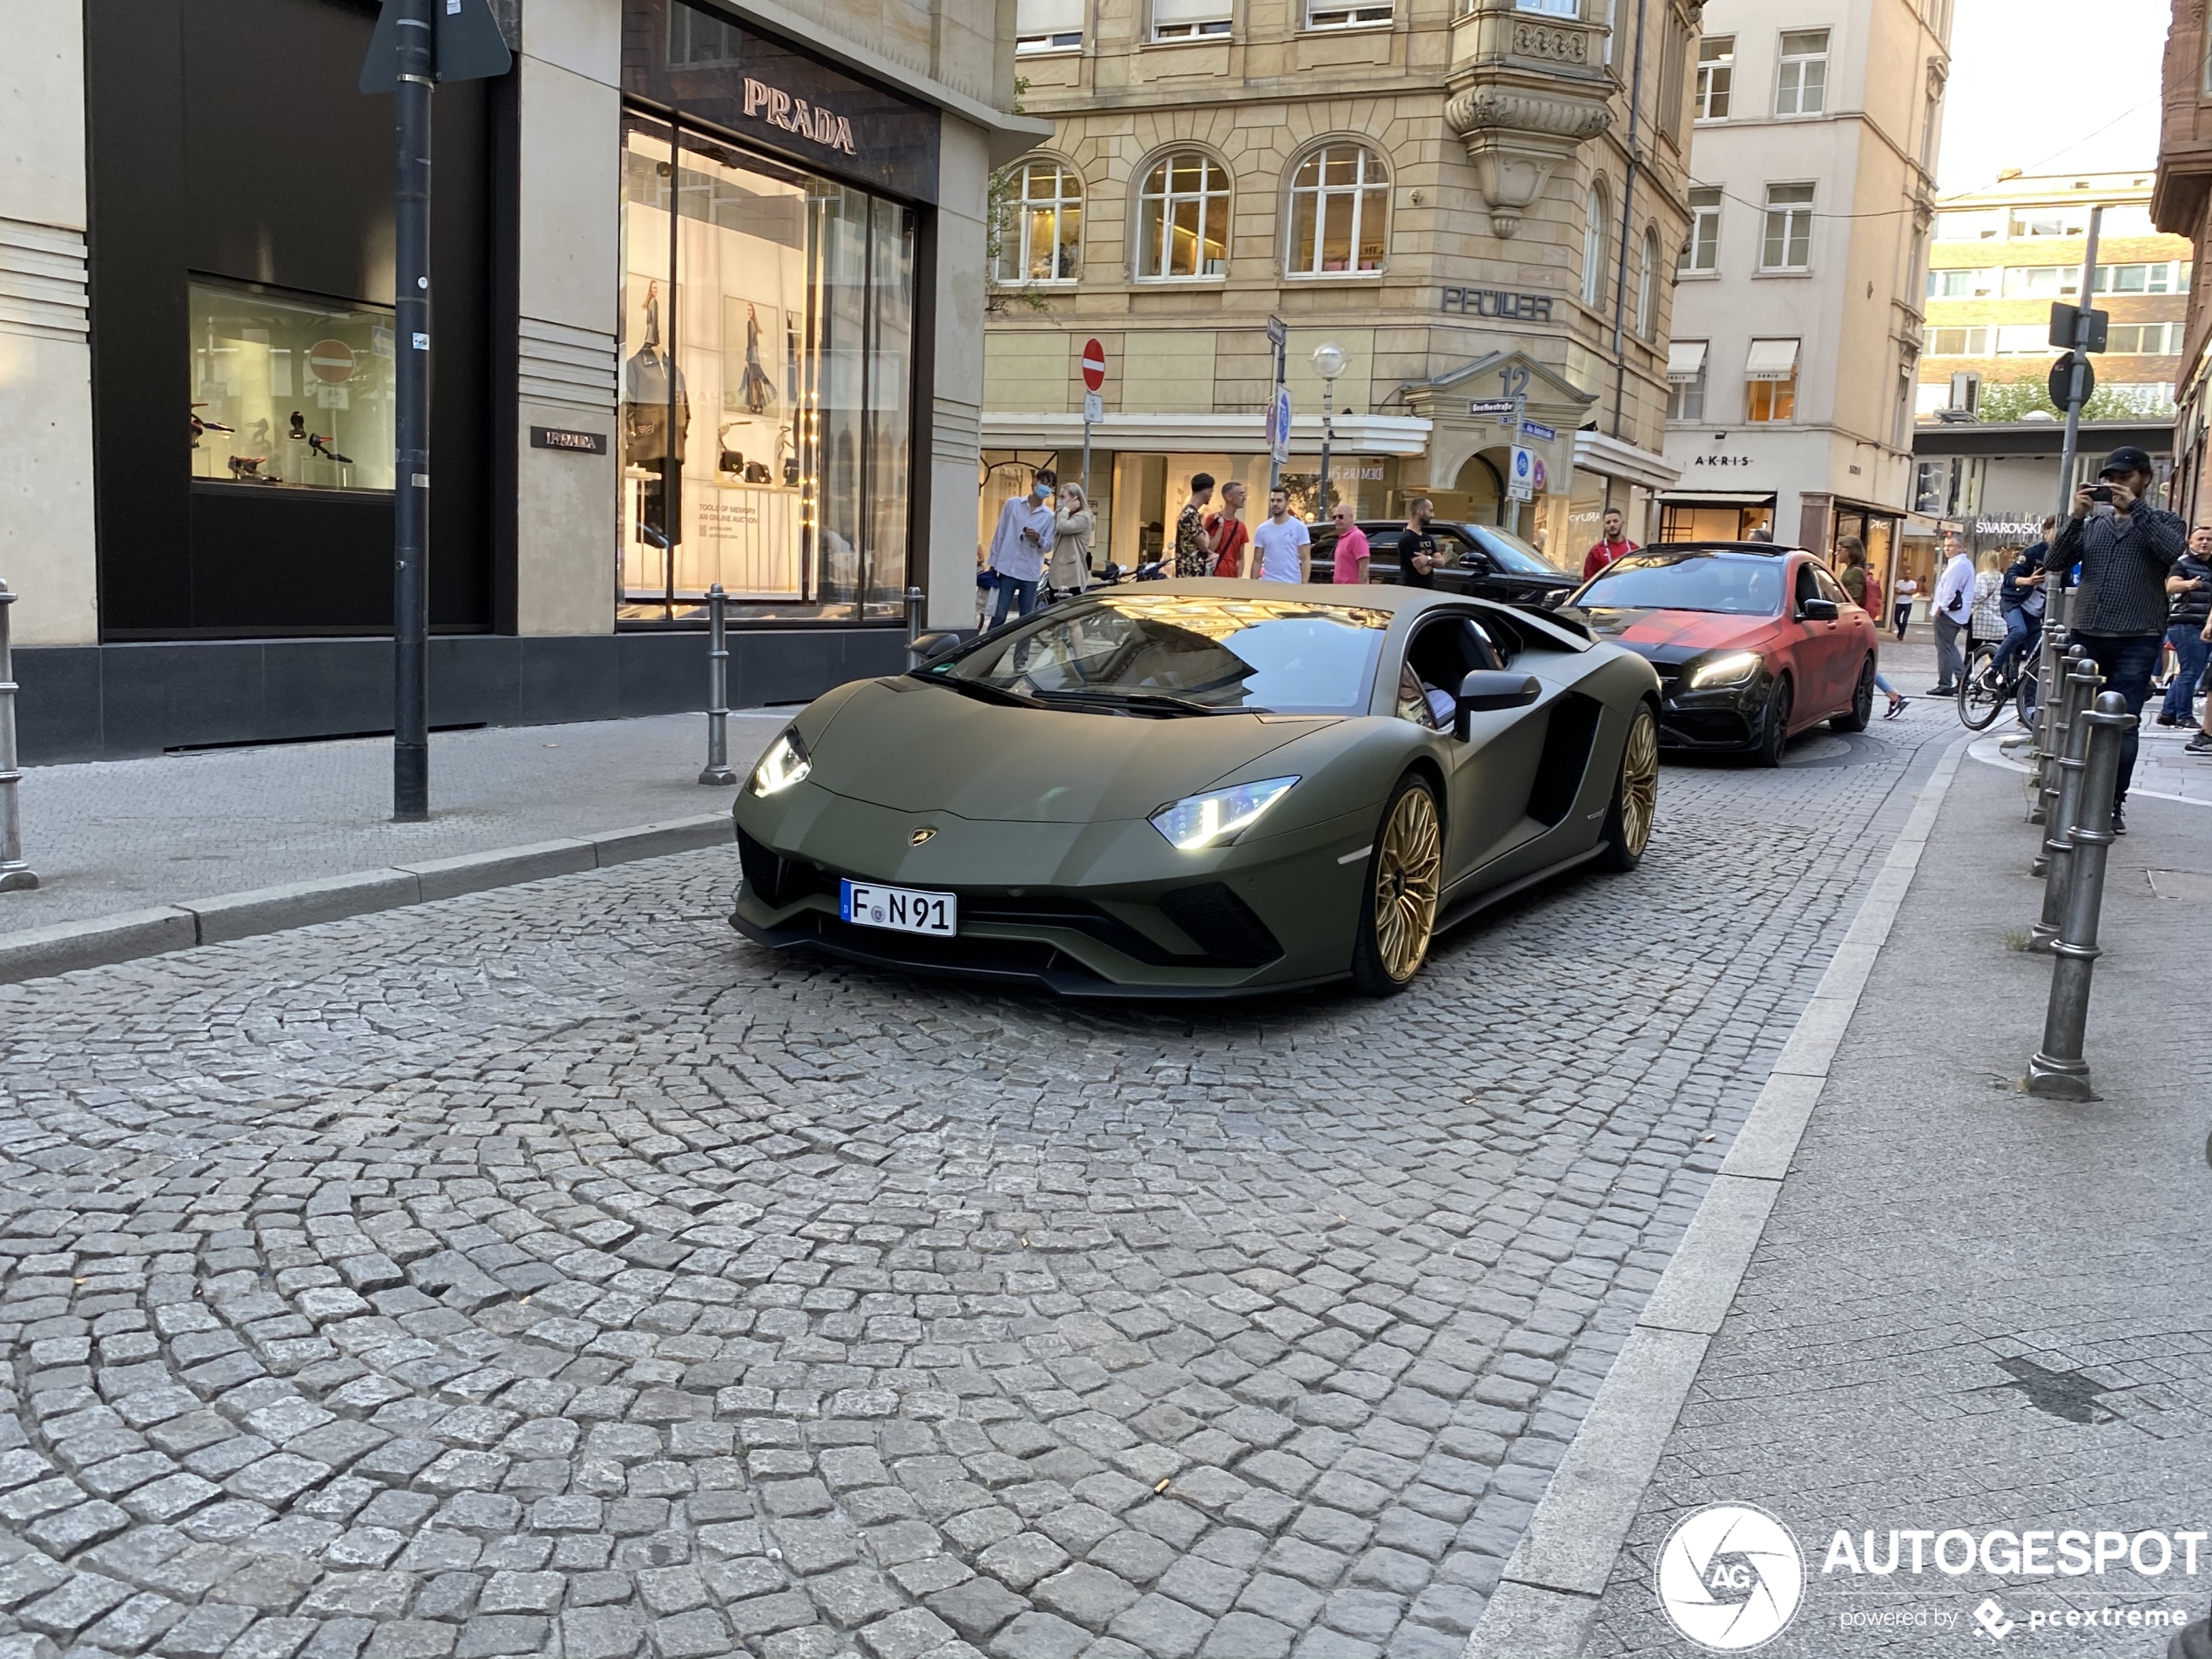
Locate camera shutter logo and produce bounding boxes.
[1656,1503,1805,1651]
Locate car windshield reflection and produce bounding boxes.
[1579,552,1784,616]
[927,595,1392,715]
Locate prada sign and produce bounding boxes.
[742,78,858,156]
[1440,287,1556,322]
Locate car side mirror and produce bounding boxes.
[912,631,963,661]
[1454,670,1541,738]
[1798,597,1840,622]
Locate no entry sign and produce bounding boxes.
[1081,339,1106,392]
[308,340,357,385]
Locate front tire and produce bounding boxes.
[1348,773,1444,996]
[1831,656,1875,732]
[1755,674,1793,768]
[1957,645,2006,732]
[1596,704,1660,873]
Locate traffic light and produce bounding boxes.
[2048,302,2110,354]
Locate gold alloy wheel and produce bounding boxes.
[1620,707,1659,858]
[1372,785,1443,982]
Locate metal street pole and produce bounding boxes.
[1267,316,1288,496]
[392,0,434,820]
[1318,379,1334,521]
[2032,205,2104,791]
[0,578,37,893]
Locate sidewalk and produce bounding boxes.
[0,710,790,931]
[1974,719,2212,809]
[1561,750,2212,1651]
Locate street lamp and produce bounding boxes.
[1312,342,1346,522]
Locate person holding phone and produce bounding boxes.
[2050,445,2188,833]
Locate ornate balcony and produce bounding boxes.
[1443,0,1615,239]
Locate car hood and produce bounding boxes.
[806,678,1337,821]
[1578,607,1779,662]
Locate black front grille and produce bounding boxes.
[736,827,836,909]
[1157,883,1284,968]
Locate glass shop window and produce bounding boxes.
[187,278,396,491]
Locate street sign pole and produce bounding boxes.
[391,0,433,820]
[1080,339,1106,504]
[1266,316,1288,494]
[2033,205,2105,786]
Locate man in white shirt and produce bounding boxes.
[985,469,1057,625]
[1929,523,1974,695]
[1251,487,1311,583]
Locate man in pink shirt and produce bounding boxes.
[1582,507,1638,582]
[1327,503,1371,583]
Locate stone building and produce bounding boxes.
[2155,0,2212,520]
[979,0,1701,568]
[0,0,1041,761]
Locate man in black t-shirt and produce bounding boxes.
[1399,497,1440,589]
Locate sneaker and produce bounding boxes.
[2186,732,2212,754]
[2156,712,2182,726]
[1883,697,1909,719]
[1927,685,1956,697]
[2112,802,2128,835]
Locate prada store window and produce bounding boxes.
[620,118,917,623]
[188,278,395,491]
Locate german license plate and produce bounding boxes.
[840,879,957,936]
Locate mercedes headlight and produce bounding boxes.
[1149,777,1298,851]
[749,729,813,797]
[1686,650,1763,689]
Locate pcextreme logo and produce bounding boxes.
[1656,1504,1808,1652]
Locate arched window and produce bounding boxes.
[995,160,1083,284]
[1137,153,1231,280]
[1637,227,1660,336]
[1582,184,1608,307]
[1286,145,1389,276]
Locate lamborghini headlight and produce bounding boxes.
[749,729,813,797]
[1149,777,1298,851]
[1686,650,1764,689]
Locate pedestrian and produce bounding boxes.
[1582,508,1637,583]
[1747,527,1774,543]
[986,468,1055,626]
[1174,473,1218,577]
[1206,482,1251,579]
[1892,572,1919,642]
[1048,481,1093,597]
[2049,445,2188,833]
[1399,497,1441,588]
[2158,523,2212,725]
[1874,669,1908,719]
[1834,536,1870,609]
[1968,548,2007,652]
[1928,525,1974,695]
[1252,486,1312,583]
[1326,502,1371,583]
[1986,539,2047,684]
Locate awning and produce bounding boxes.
[1655,489,1777,505]
[1152,0,1231,23]
[1745,338,1800,381]
[1017,0,1082,30]
[1666,341,1708,383]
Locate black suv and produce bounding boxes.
[1311,519,1580,608]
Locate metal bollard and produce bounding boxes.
[2027,622,2068,822]
[2031,645,2087,840]
[904,585,926,664]
[0,579,37,894]
[2029,653,2096,892]
[2026,691,2130,1100]
[698,584,736,786]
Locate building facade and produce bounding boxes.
[1911,417,2175,565]
[0,0,1043,762]
[2155,0,2212,520]
[979,0,1701,571]
[1920,172,2186,427]
[1660,0,1950,596]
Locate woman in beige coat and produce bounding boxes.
[1049,482,1094,593]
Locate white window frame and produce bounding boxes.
[1150,0,1231,40]
[995,159,1083,286]
[1679,187,1720,275]
[1926,326,1990,356]
[1581,183,1608,307]
[1666,341,1707,421]
[1305,0,1392,26]
[1284,144,1390,277]
[1759,182,1814,273]
[1135,152,1231,280]
[1695,35,1734,120]
[1774,29,1829,118]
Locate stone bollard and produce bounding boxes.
[0,579,37,894]
[698,583,737,786]
[2027,691,2130,1101]
[2028,655,2099,923]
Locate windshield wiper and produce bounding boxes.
[918,674,1040,709]
[1029,689,1261,717]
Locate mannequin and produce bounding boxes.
[622,281,691,556]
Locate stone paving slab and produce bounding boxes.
[1582,753,2212,1657]
[0,705,1951,1659]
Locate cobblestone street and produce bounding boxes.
[0,718,1947,1659]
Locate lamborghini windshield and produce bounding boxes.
[1578,550,1785,616]
[925,594,1392,715]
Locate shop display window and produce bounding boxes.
[619,118,915,624]
[187,278,396,491]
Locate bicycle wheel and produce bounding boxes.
[1958,645,2006,731]
[2013,664,2040,728]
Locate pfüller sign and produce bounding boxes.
[1081,338,1105,498]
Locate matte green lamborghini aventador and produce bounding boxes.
[730,580,1662,997]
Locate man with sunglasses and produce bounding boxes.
[2050,444,2188,833]
[1326,502,1370,583]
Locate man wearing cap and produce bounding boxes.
[2049,445,2188,833]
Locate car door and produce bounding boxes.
[1399,611,1551,880]
[1788,556,1844,716]
[1811,563,1866,709]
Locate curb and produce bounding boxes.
[1464,732,1977,1659]
[0,813,734,987]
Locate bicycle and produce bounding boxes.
[1957,644,2040,732]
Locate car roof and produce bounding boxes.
[1634,541,1808,558]
[1084,579,1596,646]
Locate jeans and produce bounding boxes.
[1892,603,1912,642]
[1933,613,1966,689]
[990,576,1039,627]
[1989,607,2041,680]
[2074,632,2161,810]
[2159,622,2211,723]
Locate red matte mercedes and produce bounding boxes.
[1568,543,1882,765]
